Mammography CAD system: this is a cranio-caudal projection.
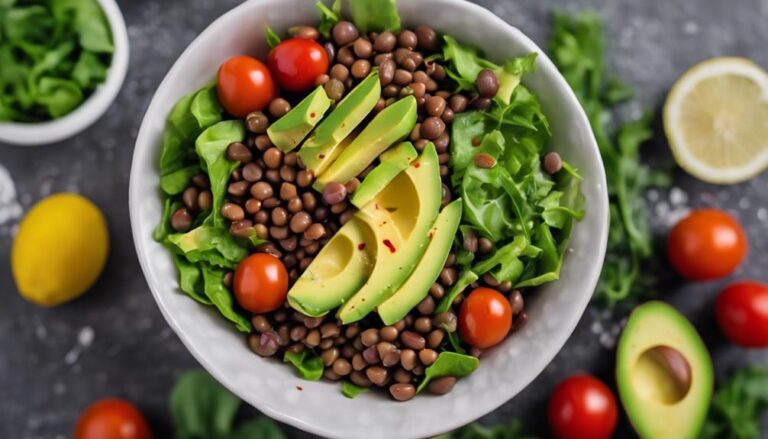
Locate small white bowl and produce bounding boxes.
[129,1,609,438]
[0,0,129,146]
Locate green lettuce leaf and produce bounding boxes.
[283,351,324,381]
[200,265,251,333]
[349,0,400,33]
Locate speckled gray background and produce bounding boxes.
[1,0,768,437]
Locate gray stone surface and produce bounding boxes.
[1,0,767,437]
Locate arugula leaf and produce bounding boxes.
[265,26,281,49]
[435,269,478,314]
[231,419,287,439]
[701,367,768,439]
[51,0,114,53]
[438,419,537,439]
[350,0,401,33]
[71,51,108,90]
[416,352,479,393]
[171,370,242,439]
[284,350,324,381]
[35,77,83,117]
[316,0,341,39]
[200,265,251,333]
[549,12,672,307]
[341,381,369,399]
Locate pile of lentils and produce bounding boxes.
[168,20,530,401]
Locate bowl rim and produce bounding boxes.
[0,0,130,147]
[129,0,608,437]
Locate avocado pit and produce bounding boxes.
[633,345,692,405]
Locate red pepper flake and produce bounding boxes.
[358,243,366,250]
[319,154,325,159]
[413,162,421,168]
[383,239,396,253]
[471,136,481,146]
[428,231,434,239]
[310,112,316,118]
[296,385,303,391]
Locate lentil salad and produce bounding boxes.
[154,0,585,402]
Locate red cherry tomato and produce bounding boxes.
[667,209,747,281]
[234,253,288,313]
[715,281,768,348]
[458,287,512,349]
[268,38,329,92]
[75,398,152,439]
[217,56,276,117]
[548,374,618,439]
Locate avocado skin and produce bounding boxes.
[267,86,332,151]
[314,95,417,191]
[616,301,714,439]
[378,199,463,325]
[298,72,381,175]
[350,141,418,209]
[337,144,442,324]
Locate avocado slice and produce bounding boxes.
[616,301,713,439]
[298,72,381,175]
[337,144,442,324]
[267,86,332,151]
[378,199,463,325]
[287,218,374,316]
[350,141,418,209]
[314,96,417,191]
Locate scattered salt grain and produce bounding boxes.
[0,163,22,227]
[78,326,94,347]
[758,208,768,222]
[669,187,688,206]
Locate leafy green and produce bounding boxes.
[171,370,287,439]
[341,381,369,399]
[171,370,242,439]
[0,0,112,121]
[154,199,181,242]
[438,419,536,439]
[435,269,478,314]
[167,225,247,269]
[160,165,201,195]
[701,366,768,439]
[284,350,324,381]
[173,254,210,305]
[416,352,479,393]
[200,265,251,333]
[549,12,672,307]
[349,0,400,33]
[265,26,281,49]
[315,0,341,39]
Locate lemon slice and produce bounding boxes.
[663,57,768,184]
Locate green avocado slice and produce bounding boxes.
[378,199,463,325]
[336,144,442,324]
[267,86,332,151]
[287,218,374,317]
[298,72,381,175]
[350,141,418,209]
[616,301,714,439]
[314,95,417,191]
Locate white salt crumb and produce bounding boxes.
[35,325,47,340]
[647,189,660,202]
[739,198,750,209]
[78,326,94,347]
[64,349,79,365]
[53,382,66,395]
[684,21,700,35]
[758,208,768,222]
[669,187,688,206]
[0,163,23,227]
[591,321,603,334]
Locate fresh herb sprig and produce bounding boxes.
[700,366,768,439]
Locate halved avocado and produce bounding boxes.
[267,86,332,151]
[616,301,713,439]
[378,199,463,325]
[287,218,373,316]
[336,144,441,324]
[350,141,418,209]
[314,96,417,191]
[298,72,381,175]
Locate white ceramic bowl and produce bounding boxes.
[0,0,129,146]
[129,1,608,437]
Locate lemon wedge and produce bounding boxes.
[663,57,768,184]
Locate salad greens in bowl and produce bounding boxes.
[129,0,608,437]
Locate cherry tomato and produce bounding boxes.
[75,398,151,439]
[268,38,329,92]
[548,374,618,439]
[715,281,768,348]
[217,56,276,117]
[667,209,747,281]
[234,253,288,313]
[458,287,512,349]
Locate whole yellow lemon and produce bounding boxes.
[12,193,109,307]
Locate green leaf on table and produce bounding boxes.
[284,350,324,381]
[231,418,287,439]
[416,352,479,393]
[701,366,768,439]
[439,418,536,439]
[170,370,242,439]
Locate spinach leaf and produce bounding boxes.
[701,366,768,439]
[231,418,287,439]
[445,331,467,355]
[265,26,281,49]
[200,265,251,333]
[173,254,210,305]
[71,51,108,90]
[51,0,113,53]
[35,77,83,118]
[435,269,477,314]
[154,199,181,242]
[315,0,341,39]
[284,350,324,381]
[341,381,369,399]
[160,165,201,195]
[438,419,536,439]
[167,225,248,269]
[170,370,242,439]
[350,0,400,33]
[416,352,479,393]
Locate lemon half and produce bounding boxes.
[663,57,768,184]
[12,193,109,307]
